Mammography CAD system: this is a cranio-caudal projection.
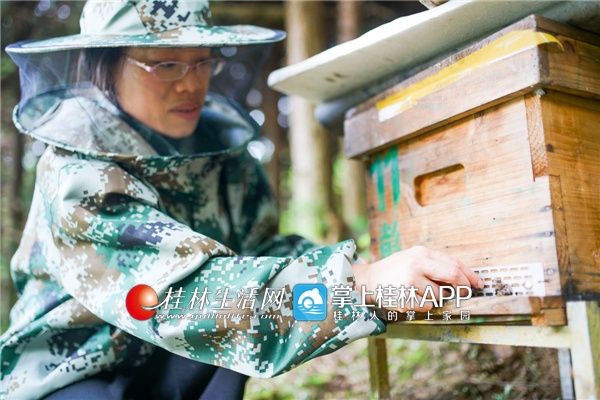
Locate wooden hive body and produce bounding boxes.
[345,15,600,325]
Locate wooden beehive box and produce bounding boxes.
[345,15,600,325]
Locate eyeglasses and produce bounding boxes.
[125,55,225,81]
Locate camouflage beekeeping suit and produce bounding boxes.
[0,84,386,399]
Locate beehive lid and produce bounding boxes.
[268,0,600,103]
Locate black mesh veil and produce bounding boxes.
[7,43,275,143]
[211,44,275,105]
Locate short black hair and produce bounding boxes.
[78,47,123,104]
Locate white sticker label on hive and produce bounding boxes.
[472,263,546,297]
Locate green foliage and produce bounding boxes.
[277,169,294,235]
[332,152,346,198]
[356,231,370,259]
[491,384,515,400]
[1,54,16,80]
[246,340,562,399]
[1,0,85,340]
[1,260,15,334]
[245,340,370,400]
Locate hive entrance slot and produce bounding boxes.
[472,263,546,297]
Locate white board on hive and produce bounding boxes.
[268,0,600,104]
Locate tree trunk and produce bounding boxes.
[1,1,39,334]
[286,0,340,243]
[337,0,368,233]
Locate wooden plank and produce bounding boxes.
[381,302,593,343]
[538,295,565,309]
[383,296,560,323]
[533,15,600,47]
[529,296,566,326]
[345,15,600,159]
[542,91,600,299]
[557,348,575,400]
[567,301,600,399]
[347,15,586,117]
[531,308,567,326]
[380,296,537,324]
[549,174,571,298]
[525,91,549,178]
[345,48,544,158]
[366,98,561,297]
[380,302,597,398]
[368,338,390,400]
[543,36,600,98]
[382,319,574,347]
[442,295,533,316]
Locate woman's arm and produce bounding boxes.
[1,148,482,399]
[353,247,484,312]
[37,153,385,379]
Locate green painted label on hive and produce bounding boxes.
[380,221,401,258]
[370,146,400,212]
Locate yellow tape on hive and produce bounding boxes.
[376,31,563,122]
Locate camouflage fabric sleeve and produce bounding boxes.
[53,154,386,373]
[219,151,323,259]
[0,148,385,398]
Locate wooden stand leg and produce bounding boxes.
[557,348,575,400]
[368,338,390,399]
[567,301,600,400]
[371,301,599,398]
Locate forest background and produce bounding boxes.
[0,1,564,399]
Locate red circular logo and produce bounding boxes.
[126,284,158,320]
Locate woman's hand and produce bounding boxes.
[352,246,484,312]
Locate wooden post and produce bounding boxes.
[558,348,575,399]
[567,301,600,399]
[379,301,600,399]
[286,0,335,242]
[337,0,368,233]
[368,337,391,400]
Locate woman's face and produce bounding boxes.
[115,47,212,139]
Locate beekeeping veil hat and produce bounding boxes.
[7,0,284,52]
[6,0,284,155]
